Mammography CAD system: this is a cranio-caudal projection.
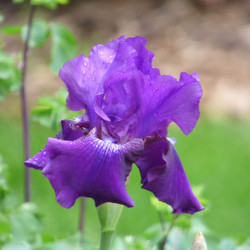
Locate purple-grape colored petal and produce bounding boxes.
[136,135,204,214]
[98,70,202,142]
[126,37,160,76]
[59,55,86,111]
[59,37,123,111]
[135,72,202,138]
[60,36,202,140]
[25,117,89,170]
[166,72,203,135]
[59,36,158,130]
[25,149,48,170]
[59,36,139,127]
[93,38,148,123]
[42,129,144,208]
[59,118,90,141]
[100,73,175,141]
[93,37,159,128]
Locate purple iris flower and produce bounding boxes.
[25,36,204,214]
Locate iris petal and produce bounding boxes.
[25,118,89,169]
[34,129,143,208]
[26,36,204,213]
[126,36,160,76]
[98,69,202,141]
[25,149,48,170]
[134,72,202,138]
[59,118,90,140]
[136,135,204,214]
[59,38,123,126]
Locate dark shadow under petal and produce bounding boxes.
[60,118,90,140]
[136,135,204,214]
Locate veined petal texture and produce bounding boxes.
[41,130,143,208]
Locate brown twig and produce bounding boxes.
[20,4,36,202]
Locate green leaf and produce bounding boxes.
[2,26,22,35]
[50,23,77,73]
[0,213,11,234]
[0,156,9,203]
[32,88,79,131]
[150,196,172,214]
[31,0,70,9]
[10,203,43,243]
[31,0,56,9]
[21,19,49,48]
[0,51,14,64]
[0,50,21,100]
[56,0,69,4]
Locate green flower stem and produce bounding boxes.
[100,231,114,250]
[97,203,123,250]
[159,213,179,250]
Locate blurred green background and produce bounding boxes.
[0,115,250,243]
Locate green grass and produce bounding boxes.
[0,116,249,243]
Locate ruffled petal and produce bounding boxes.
[25,117,89,169]
[135,72,202,138]
[59,36,202,139]
[41,129,143,208]
[93,38,146,123]
[91,37,159,134]
[136,135,204,214]
[59,55,87,111]
[126,36,159,76]
[96,69,202,142]
[59,38,124,125]
[163,72,203,135]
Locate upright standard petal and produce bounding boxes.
[135,72,203,138]
[136,135,204,214]
[126,36,160,76]
[98,70,202,142]
[42,130,144,208]
[93,37,150,124]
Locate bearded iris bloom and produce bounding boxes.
[25,36,204,214]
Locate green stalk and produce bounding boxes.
[159,213,179,250]
[100,231,114,250]
[97,203,123,250]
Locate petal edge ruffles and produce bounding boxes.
[136,135,204,214]
[41,130,144,208]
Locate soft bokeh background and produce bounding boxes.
[0,0,250,245]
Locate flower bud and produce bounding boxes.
[191,232,207,250]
